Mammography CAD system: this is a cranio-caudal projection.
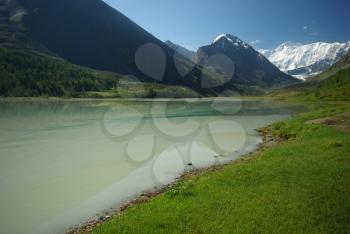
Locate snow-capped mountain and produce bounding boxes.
[260,41,350,79]
[197,34,298,88]
[212,34,251,49]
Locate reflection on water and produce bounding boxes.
[0,99,304,234]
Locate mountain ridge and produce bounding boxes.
[197,34,299,88]
[260,41,350,79]
[165,40,196,61]
[0,1,299,97]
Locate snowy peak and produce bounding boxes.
[277,42,301,50]
[196,33,298,88]
[260,41,350,79]
[212,34,250,49]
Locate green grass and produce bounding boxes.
[93,104,350,234]
[301,68,350,101]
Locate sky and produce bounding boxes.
[103,0,350,50]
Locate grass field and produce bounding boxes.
[91,103,350,234]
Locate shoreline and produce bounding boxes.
[67,104,350,233]
[67,126,281,234]
[0,96,268,103]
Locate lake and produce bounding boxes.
[0,99,303,234]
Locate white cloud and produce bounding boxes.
[303,25,309,30]
[250,40,262,45]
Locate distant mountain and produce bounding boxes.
[197,34,298,88]
[260,41,350,79]
[165,40,196,61]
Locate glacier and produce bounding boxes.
[260,41,350,79]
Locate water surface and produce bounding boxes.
[0,99,303,234]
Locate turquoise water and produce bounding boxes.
[0,99,302,234]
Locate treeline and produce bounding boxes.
[0,47,119,97]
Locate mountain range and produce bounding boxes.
[166,34,299,93]
[0,0,300,97]
[260,41,350,79]
[1,0,222,97]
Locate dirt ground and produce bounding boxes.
[306,112,350,133]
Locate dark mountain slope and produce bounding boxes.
[0,0,219,96]
[15,0,224,95]
[0,46,200,98]
[17,0,179,82]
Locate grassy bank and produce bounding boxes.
[90,103,350,234]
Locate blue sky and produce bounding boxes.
[103,0,350,50]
